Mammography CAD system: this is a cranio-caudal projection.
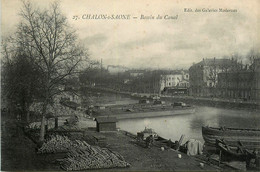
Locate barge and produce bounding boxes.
[202,126,260,150]
[93,102,195,120]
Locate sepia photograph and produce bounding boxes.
[1,0,260,171]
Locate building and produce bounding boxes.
[217,71,254,100]
[252,58,260,101]
[178,80,189,88]
[189,58,241,97]
[160,70,189,95]
[160,74,183,89]
[95,117,117,132]
[217,58,260,101]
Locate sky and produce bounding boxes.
[2,0,260,69]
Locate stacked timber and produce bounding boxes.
[37,135,73,154]
[60,140,130,171]
[94,135,106,146]
[60,125,80,131]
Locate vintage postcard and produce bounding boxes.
[1,0,260,171]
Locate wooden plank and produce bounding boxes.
[178,135,185,145]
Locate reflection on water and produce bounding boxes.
[117,106,260,143]
[96,94,260,143]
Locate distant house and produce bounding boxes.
[160,70,189,95]
[178,80,189,88]
[189,58,241,97]
[160,74,183,88]
[95,117,118,132]
[217,58,260,101]
[217,71,254,100]
[254,59,260,101]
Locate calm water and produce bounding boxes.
[117,106,260,143]
[97,94,260,143]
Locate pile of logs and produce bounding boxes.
[37,135,73,154]
[37,134,130,170]
[60,140,130,171]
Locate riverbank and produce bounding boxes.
[160,96,260,111]
[92,103,195,120]
[1,117,234,171]
[86,86,260,110]
[106,109,194,120]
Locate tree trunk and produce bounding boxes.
[26,110,30,123]
[26,103,30,123]
[39,115,46,142]
[39,102,47,142]
[55,117,58,129]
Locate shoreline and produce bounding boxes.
[86,86,260,110]
[160,96,260,111]
[95,108,195,120]
[1,116,245,171]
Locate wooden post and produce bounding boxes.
[218,150,222,166]
[55,117,58,129]
[178,134,185,145]
[175,135,185,151]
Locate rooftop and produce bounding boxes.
[95,117,118,123]
[191,58,241,68]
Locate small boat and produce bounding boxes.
[136,130,187,152]
[153,100,165,105]
[137,127,158,141]
[154,136,187,152]
[216,139,256,162]
[139,99,150,104]
[202,126,260,150]
[172,102,188,107]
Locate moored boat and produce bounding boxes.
[114,106,195,119]
[202,126,260,150]
[94,101,195,119]
[216,139,256,162]
[172,102,188,107]
[136,129,188,152]
[139,99,150,104]
[137,127,158,141]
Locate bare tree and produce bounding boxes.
[15,1,87,142]
[1,45,43,122]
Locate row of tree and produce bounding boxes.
[1,1,88,142]
[79,68,169,94]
